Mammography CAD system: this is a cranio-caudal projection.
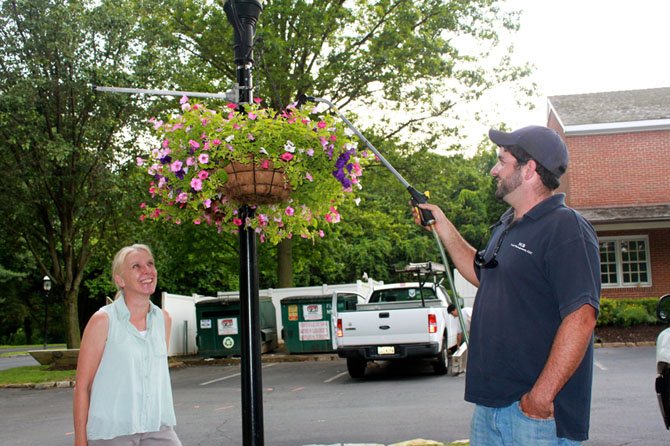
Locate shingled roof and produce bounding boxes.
[548,87,670,131]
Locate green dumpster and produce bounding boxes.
[195,295,278,358]
[280,294,358,354]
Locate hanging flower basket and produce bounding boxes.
[221,159,290,204]
[138,97,370,244]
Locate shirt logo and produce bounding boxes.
[511,241,533,255]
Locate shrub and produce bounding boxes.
[596,297,658,327]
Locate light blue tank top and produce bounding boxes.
[86,297,176,440]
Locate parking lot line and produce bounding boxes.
[323,371,348,383]
[199,363,278,386]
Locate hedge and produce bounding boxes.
[597,297,659,327]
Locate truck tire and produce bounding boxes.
[347,357,367,379]
[433,335,449,375]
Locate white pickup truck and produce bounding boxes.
[331,263,463,378]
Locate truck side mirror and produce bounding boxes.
[657,294,670,322]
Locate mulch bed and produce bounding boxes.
[594,324,666,343]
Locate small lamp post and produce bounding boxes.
[42,275,51,349]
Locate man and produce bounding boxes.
[416,125,600,445]
[447,304,472,346]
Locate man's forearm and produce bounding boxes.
[521,304,597,418]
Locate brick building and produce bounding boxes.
[547,87,670,299]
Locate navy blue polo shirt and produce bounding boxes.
[465,194,601,441]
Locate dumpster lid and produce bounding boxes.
[281,294,353,304]
[280,295,329,304]
[196,295,273,306]
[196,295,240,306]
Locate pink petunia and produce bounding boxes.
[204,199,212,208]
[232,217,243,226]
[198,153,209,164]
[171,160,183,172]
[260,159,270,169]
[305,172,313,182]
[176,192,189,203]
[186,157,196,166]
[317,120,327,129]
[180,95,189,104]
[280,152,294,162]
[189,139,200,149]
[258,214,269,227]
[136,157,145,166]
[190,178,202,191]
[248,112,257,120]
[198,170,209,180]
[285,206,295,216]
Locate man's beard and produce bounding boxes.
[494,167,523,199]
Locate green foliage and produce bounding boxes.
[164,0,533,143]
[0,0,187,347]
[597,298,658,327]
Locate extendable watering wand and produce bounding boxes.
[299,95,469,345]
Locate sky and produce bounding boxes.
[469,0,670,136]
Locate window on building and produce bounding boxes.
[599,236,651,287]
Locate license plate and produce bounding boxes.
[377,346,395,355]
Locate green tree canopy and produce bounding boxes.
[0,0,180,347]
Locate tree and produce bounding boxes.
[158,0,532,286]
[0,0,179,347]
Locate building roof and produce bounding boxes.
[549,87,670,134]
[577,204,670,225]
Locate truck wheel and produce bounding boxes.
[347,357,367,379]
[433,336,449,375]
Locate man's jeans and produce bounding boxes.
[470,402,580,446]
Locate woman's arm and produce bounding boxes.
[73,311,108,446]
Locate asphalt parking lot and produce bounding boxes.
[1,346,669,445]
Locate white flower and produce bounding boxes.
[225,134,235,142]
[284,140,296,153]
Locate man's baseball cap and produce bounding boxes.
[488,125,569,177]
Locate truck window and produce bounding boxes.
[368,287,437,303]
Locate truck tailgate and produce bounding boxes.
[339,308,433,346]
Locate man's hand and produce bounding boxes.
[520,391,554,419]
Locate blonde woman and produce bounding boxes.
[73,244,181,446]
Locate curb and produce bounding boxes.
[1,342,656,389]
[594,341,656,348]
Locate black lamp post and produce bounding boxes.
[223,1,265,445]
[42,275,51,349]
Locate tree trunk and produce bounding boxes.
[65,289,81,348]
[277,239,292,288]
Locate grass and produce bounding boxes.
[0,365,76,386]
